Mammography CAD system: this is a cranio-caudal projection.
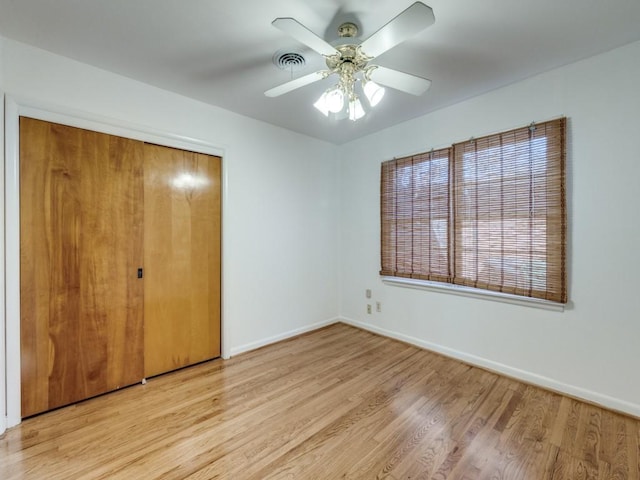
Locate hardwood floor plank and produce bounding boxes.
[1,323,639,479]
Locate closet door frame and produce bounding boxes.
[3,96,228,429]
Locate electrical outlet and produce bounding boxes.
[366,289,372,298]
[376,301,381,312]
[367,304,372,314]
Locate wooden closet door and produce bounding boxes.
[143,144,221,378]
[20,117,145,417]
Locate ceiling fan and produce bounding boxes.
[265,2,435,121]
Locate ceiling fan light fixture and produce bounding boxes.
[363,79,385,107]
[313,93,330,116]
[267,3,435,123]
[325,87,345,113]
[348,97,366,121]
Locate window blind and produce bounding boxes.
[380,118,567,303]
[452,119,566,302]
[381,148,452,283]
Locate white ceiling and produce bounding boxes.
[1,0,640,144]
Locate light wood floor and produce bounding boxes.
[1,323,639,479]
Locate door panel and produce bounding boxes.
[20,117,145,417]
[143,144,221,378]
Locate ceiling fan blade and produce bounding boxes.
[272,18,339,57]
[360,2,435,58]
[369,66,431,96]
[265,71,326,97]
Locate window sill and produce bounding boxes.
[381,277,565,312]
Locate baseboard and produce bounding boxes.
[229,317,341,357]
[340,316,640,419]
[1,415,21,433]
[7,416,20,429]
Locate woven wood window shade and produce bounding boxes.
[380,118,567,303]
[381,148,452,282]
[452,118,566,302]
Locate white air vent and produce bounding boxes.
[273,50,306,71]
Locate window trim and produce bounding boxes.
[382,276,565,312]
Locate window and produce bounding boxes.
[380,118,566,303]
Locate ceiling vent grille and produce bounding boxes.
[273,50,306,71]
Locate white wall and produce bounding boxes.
[339,40,640,416]
[1,38,340,429]
[0,36,6,434]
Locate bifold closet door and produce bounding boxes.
[20,117,145,417]
[143,144,221,378]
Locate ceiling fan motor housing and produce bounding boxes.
[326,44,369,70]
[338,22,359,38]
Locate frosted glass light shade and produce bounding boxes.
[364,80,385,107]
[325,87,345,113]
[348,97,365,121]
[313,93,330,116]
